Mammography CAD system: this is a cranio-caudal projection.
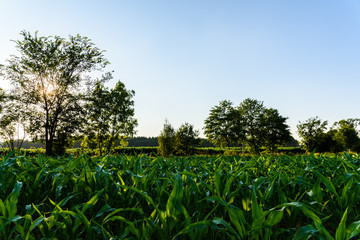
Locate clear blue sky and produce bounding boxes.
[1,0,360,139]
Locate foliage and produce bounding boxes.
[260,108,292,152]
[204,100,242,148]
[298,117,360,153]
[158,121,201,156]
[332,119,360,152]
[82,73,137,155]
[1,31,108,155]
[0,98,28,150]
[1,153,360,239]
[297,117,328,152]
[157,120,176,156]
[175,122,201,155]
[127,136,159,147]
[204,98,291,153]
[237,98,266,152]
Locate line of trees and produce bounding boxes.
[203,100,360,154]
[1,31,359,156]
[157,121,201,156]
[203,99,291,153]
[297,117,360,153]
[0,31,137,155]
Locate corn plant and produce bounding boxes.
[1,152,360,239]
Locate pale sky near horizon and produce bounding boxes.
[1,1,360,140]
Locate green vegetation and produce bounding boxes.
[82,73,137,155]
[1,30,360,239]
[0,31,136,156]
[204,99,291,153]
[158,121,201,156]
[297,117,360,153]
[1,152,360,239]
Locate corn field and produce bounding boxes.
[1,152,360,239]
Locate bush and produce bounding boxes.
[157,121,176,156]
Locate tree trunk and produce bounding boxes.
[46,139,53,156]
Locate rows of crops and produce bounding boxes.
[1,152,360,239]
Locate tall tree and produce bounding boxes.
[82,73,137,155]
[332,119,360,151]
[297,117,328,152]
[204,100,243,148]
[237,98,266,153]
[204,98,290,153]
[1,31,108,155]
[0,99,28,150]
[158,120,176,156]
[175,122,201,155]
[261,108,291,152]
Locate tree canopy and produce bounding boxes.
[203,100,241,148]
[158,121,201,156]
[82,73,137,155]
[297,117,360,152]
[204,98,291,153]
[0,31,137,155]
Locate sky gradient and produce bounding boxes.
[1,1,360,139]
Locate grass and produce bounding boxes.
[1,152,360,239]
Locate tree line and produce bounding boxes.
[0,31,358,156]
[297,117,360,153]
[201,99,360,154]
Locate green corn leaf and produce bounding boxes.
[103,208,144,222]
[341,178,354,208]
[0,199,6,216]
[312,181,323,203]
[0,215,23,232]
[266,208,284,226]
[214,168,222,197]
[6,181,23,218]
[314,171,340,200]
[227,205,246,238]
[105,216,140,239]
[223,175,235,198]
[33,165,48,188]
[251,187,264,227]
[294,225,319,240]
[118,184,167,228]
[178,171,197,178]
[82,190,103,213]
[173,220,212,239]
[166,173,183,217]
[335,207,348,240]
[281,202,333,240]
[75,208,91,230]
[212,217,241,239]
[346,220,360,239]
[29,216,45,232]
[95,204,115,218]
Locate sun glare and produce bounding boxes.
[43,83,55,96]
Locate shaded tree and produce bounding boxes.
[158,120,176,156]
[1,31,108,155]
[175,122,201,155]
[332,119,360,152]
[204,100,243,148]
[82,73,137,155]
[0,100,27,150]
[297,117,328,152]
[261,108,291,152]
[204,98,291,153]
[237,98,265,153]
